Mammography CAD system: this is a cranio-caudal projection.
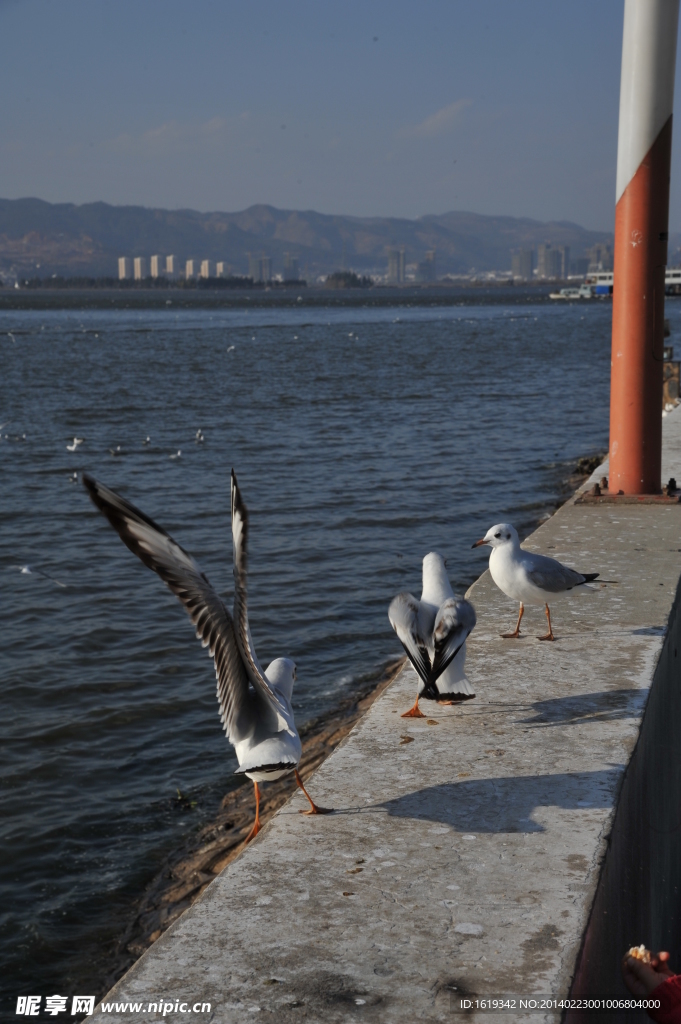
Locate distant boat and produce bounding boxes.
[549,285,593,300]
[584,269,681,296]
[586,272,613,296]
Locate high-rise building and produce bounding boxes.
[511,249,534,280]
[387,247,405,284]
[416,250,437,283]
[547,250,562,278]
[118,257,132,281]
[133,257,147,281]
[248,253,260,281]
[200,260,213,279]
[150,255,163,278]
[185,259,197,279]
[216,262,230,278]
[166,255,177,276]
[537,244,562,279]
[571,257,590,277]
[558,246,570,279]
[283,253,299,281]
[246,254,271,282]
[586,243,613,272]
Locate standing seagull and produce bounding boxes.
[389,552,476,718]
[472,523,599,641]
[83,470,330,842]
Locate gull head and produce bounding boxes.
[472,523,519,550]
[422,550,447,579]
[265,657,297,701]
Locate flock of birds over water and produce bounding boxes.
[76,468,603,841]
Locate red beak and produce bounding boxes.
[471,538,488,548]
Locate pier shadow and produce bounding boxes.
[519,689,645,727]
[380,769,621,833]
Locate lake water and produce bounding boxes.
[0,292,615,1009]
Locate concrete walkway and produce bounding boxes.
[94,408,681,1023]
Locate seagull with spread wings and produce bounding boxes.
[83,470,330,842]
[389,552,477,718]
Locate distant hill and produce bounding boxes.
[0,197,615,280]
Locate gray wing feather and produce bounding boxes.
[431,598,476,680]
[230,470,288,729]
[526,555,586,593]
[83,473,254,746]
[388,592,431,685]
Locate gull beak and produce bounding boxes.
[472,538,488,548]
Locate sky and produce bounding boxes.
[2,0,681,231]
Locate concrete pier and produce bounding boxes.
[94,409,681,1023]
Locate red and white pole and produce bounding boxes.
[609,0,679,494]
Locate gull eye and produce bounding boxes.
[494,532,501,538]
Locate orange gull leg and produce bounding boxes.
[501,602,524,639]
[244,781,261,843]
[401,695,426,718]
[295,768,333,815]
[538,603,556,641]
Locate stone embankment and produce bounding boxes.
[102,661,404,993]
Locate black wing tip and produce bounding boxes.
[434,692,476,703]
[582,572,600,582]
[82,472,108,512]
[82,473,175,542]
[397,639,430,687]
[231,469,249,524]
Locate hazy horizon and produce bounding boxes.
[0,194,615,232]
[2,1,681,233]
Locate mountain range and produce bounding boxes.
[0,197,615,280]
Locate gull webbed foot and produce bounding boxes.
[401,697,426,718]
[295,768,333,816]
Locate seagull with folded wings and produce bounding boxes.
[389,552,477,718]
[472,523,601,641]
[83,470,330,843]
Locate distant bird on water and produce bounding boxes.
[12,564,66,588]
[472,523,600,641]
[389,552,476,718]
[83,470,331,842]
[66,437,84,452]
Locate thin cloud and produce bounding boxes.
[399,99,472,140]
[104,117,230,154]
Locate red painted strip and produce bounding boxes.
[609,115,673,494]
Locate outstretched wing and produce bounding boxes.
[388,592,431,686]
[431,597,476,681]
[230,469,288,728]
[83,473,256,745]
